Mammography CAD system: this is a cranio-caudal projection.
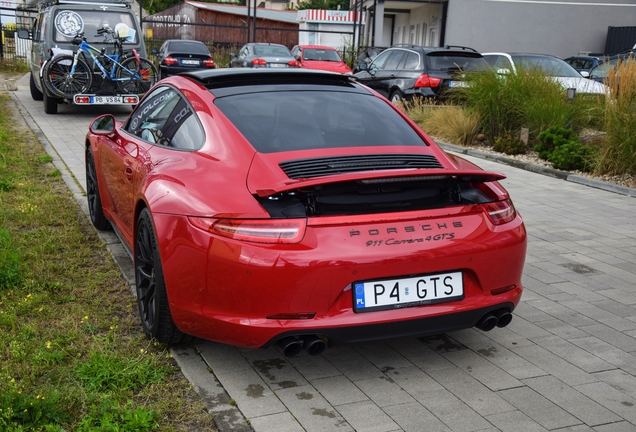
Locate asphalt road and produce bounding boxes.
[8,73,636,432]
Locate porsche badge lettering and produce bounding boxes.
[350,221,463,237]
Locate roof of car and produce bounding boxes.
[180,68,360,93]
[298,45,337,50]
[389,44,481,55]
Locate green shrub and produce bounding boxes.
[535,126,597,171]
[535,126,577,160]
[493,134,528,155]
[548,141,598,171]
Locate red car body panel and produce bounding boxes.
[86,69,526,350]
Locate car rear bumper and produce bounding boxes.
[153,211,526,348]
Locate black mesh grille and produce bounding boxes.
[279,154,443,179]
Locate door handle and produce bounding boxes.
[390,74,396,78]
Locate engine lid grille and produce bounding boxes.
[279,154,443,179]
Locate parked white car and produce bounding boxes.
[483,52,608,95]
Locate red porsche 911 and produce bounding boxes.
[85,69,526,357]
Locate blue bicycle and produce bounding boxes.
[42,26,158,99]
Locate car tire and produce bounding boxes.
[30,73,43,101]
[390,90,404,104]
[135,208,193,344]
[85,147,111,231]
[43,91,58,114]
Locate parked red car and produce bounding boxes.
[85,69,526,357]
[291,45,352,74]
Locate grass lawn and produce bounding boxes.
[0,84,216,431]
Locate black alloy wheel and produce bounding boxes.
[135,208,191,344]
[85,148,110,230]
[390,89,404,104]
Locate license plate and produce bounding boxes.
[353,271,464,313]
[74,95,139,105]
[181,59,200,65]
[269,63,287,68]
[449,81,468,88]
[93,96,122,104]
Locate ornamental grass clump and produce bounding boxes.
[400,98,480,146]
[595,56,636,176]
[454,68,596,144]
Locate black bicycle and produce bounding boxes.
[42,26,158,99]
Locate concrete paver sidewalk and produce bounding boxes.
[8,73,636,432]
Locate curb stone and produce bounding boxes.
[438,141,636,198]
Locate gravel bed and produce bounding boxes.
[441,140,636,190]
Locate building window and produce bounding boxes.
[421,23,427,46]
[430,28,436,47]
[402,26,407,43]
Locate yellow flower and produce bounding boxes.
[82,316,88,321]
[46,341,51,349]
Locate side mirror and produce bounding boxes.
[152,49,158,54]
[230,52,236,58]
[580,70,590,78]
[17,29,31,40]
[497,68,511,75]
[358,62,368,71]
[90,114,116,135]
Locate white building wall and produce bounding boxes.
[445,0,636,58]
[298,22,355,50]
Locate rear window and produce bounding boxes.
[168,41,209,55]
[426,53,489,72]
[214,90,427,153]
[304,49,341,62]
[53,9,138,44]
[512,55,580,77]
[254,45,292,57]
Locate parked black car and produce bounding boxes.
[157,40,215,79]
[230,43,299,68]
[563,55,602,76]
[353,45,489,103]
[352,46,386,73]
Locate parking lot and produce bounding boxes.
[8,73,636,432]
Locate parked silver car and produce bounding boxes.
[230,43,299,68]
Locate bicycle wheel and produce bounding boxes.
[43,55,92,99]
[116,57,158,96]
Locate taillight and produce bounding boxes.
[288,59,300,67]
[481,199,517,225]
[252,58,267,66]
[189,218,306,244]
[162,56,178,66]
[414,74,442,88]
[203,57,215,67]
